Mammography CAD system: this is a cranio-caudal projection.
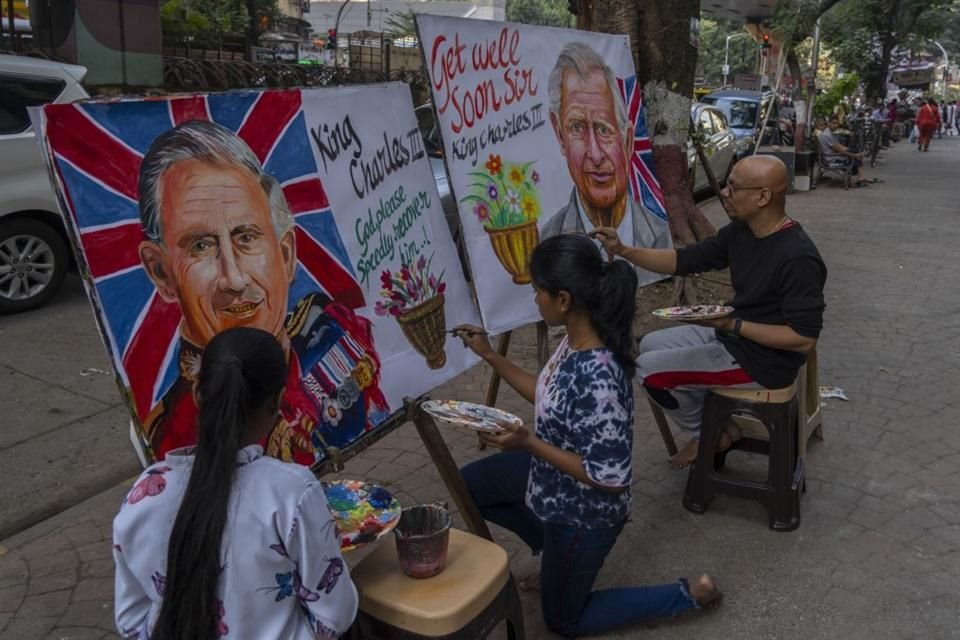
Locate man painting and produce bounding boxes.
[137,120,389,465]
[541,42,671,285]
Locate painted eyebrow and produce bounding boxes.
[231,224,264,237]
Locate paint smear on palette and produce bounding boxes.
[322,480,401,552]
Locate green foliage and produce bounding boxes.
[161,0,281,40]
[814,72,860,116]
[697,18,756,86]
[505,0,573,28]
[384,10,417,38]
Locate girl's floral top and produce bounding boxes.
[526,338,633,529]
[113,445,357,639]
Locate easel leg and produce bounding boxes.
[479,331,513,451]
[410,403,493,540]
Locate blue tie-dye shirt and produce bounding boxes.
[526,338,633,529]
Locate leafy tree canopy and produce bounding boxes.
[505,0,573,28]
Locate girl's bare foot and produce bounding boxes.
[689,574,723,609]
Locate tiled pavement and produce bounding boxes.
[2,136,959,639]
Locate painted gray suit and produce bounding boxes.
[540,189,673,286]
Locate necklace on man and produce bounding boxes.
[770,216,791,235]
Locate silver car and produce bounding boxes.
[687,103,738,194]
[0,54,89,314]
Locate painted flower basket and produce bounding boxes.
[460,155,543,284]
[375,254,447,370]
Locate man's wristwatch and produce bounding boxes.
[731,318,743,337]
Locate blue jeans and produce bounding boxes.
[461,451,699,638]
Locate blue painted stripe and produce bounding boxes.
[79,101,172,155]
[296,211,355,277]
[57,159,140,229]
[289,264,331,312]
[264,112,316,184]
[207,92,259,132]
[94,267,155,353]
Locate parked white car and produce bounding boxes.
[0,54,88,314]
[687,103,738,194]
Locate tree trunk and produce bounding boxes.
[579,0,716,247]
[246,0,259,62]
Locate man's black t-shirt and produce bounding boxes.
[674,219,827,388]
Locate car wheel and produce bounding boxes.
[0,217,69,315]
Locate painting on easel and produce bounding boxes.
[36,83,481,469]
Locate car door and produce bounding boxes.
[694,108,717,191]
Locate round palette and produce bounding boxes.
[321,480,402,552]
[421,400,522,432]
[652,305,734,321]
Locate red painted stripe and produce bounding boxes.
[122,295,183,419]
[44,104,141,200]
[295,227,365,310]
[237,91,302,162]
[80,223,147,279]
[283,178,329,214]
[644,368,754,390]
[634,138,652,151]
[170,96,209,125]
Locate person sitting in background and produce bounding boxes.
[819,117,877,187]
[454,234,721,638]
[113,327,357,640]
[593,156,826,470]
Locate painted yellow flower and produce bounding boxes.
[508,164,524,186]
[521,194,538,219]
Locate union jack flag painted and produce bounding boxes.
[43,90,363,422]
[617,76,668,221]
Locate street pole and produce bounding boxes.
[6,0,15,52]
[724,32,748,88]
[933,40,949,101]
[806,19,821,130]
[333,0,352,69]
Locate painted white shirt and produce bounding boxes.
[113,445,357,639]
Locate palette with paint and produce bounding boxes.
[651,305,734,321]
[322,480,402,552]
[421,400,522,433]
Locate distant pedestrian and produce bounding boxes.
[113,327,358,640]
[948,101,958,136]
[916,99,941,152]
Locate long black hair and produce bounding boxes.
[152,327,286,640]
[529,234,638,379]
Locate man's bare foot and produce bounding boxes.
[689,574,723,609]
[670,426,742,471]
[518,571,540,592]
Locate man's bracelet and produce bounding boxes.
[732,318,743,337]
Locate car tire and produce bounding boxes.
[0,217,69,315]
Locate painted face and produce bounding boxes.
[555,68,630,216]
[140,159,296,346]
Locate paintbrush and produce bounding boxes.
[448,328,488,337]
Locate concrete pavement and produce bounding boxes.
[1,134,959,639]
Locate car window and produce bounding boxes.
[710,110,729,131]
[414,104,441,154]
[709,98,759,130]
[0,73,66,135]
[697,110,716,135]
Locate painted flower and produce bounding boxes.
[487,184,499,200]
[374,301,391,317]
[437,282,447,294]
[380,270,393,290]
[485,154,502,175]
[417,254,427,271]
[428,275,437,290]
[505,189,522,213]
[474,201,490,223]
[400,266,411,282]
[532,170,540,184]
[522,195,538,218]
[322,397,342,426]
[508,164,524,185]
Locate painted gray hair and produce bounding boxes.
[548,42,630,143]
[138,120,294,244]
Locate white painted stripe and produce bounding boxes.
[75,104,144,158]
[55,153,138,205]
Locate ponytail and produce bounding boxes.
[529,234,638,379]
[152,328,286,640]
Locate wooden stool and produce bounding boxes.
[350,528,525,639]
[683,383,805,531]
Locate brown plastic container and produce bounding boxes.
[394,504,452,579]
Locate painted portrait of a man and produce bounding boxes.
[543,42,671,273]
[137,120,388,465]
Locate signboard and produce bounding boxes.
[417,15,671,334]
[36,84,480,467]
[734,73,761,91]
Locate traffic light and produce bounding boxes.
[761,33,771,49]
[326,29,337,50]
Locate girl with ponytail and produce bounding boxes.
[454,234,720,638]
[113,327,357,639]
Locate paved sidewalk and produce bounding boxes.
[2,136,959,639]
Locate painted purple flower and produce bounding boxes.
[487,184,499,200]
[429,275,437,290]
[532,170,540,184]
[374,301,390,317]
[400,266,411,282]
[417,254,427,271]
